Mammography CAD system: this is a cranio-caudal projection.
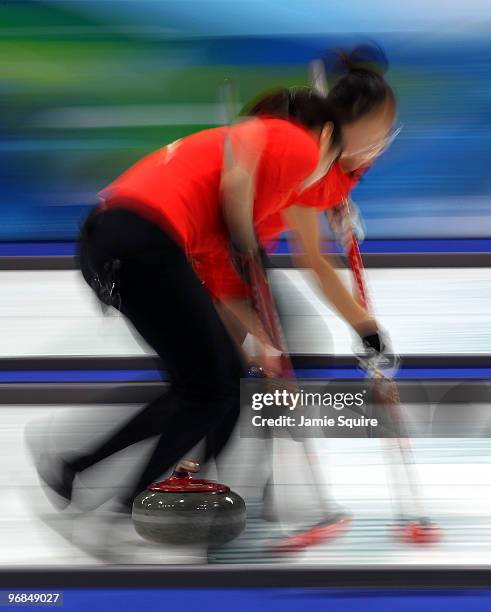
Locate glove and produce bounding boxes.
[356,327,399,374]
[327,196,366,245]
[361,331,385,355]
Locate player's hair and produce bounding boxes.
[244,88,344,146]
[243,42,395,145]
[323,42,395,123]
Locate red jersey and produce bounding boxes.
[99,118,319,262]
[199,161,362,300]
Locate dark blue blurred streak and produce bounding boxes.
[17,588,491,612]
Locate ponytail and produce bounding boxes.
[243,41,395,140]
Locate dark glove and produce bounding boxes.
[361,331,385,355]
[357,327,399,373]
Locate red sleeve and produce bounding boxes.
[292,161,361,211]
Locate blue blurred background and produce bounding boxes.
[1,0,490,240]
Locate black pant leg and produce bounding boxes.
[74,208,246,495]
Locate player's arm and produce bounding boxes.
[219,119,265,254]
[216,295,273,347]
[283,204,377,336]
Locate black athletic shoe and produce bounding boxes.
[114,498,134,516]
[35,454,76,509]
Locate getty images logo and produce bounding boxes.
[251,389,367,411]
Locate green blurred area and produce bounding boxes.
[1,1,489,239]
[0,2,437,187]
[2,49,308,186]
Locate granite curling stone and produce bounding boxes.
[132,470,246,545]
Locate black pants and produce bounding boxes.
[74,206,246,504]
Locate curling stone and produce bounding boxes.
[132,470,246,546]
